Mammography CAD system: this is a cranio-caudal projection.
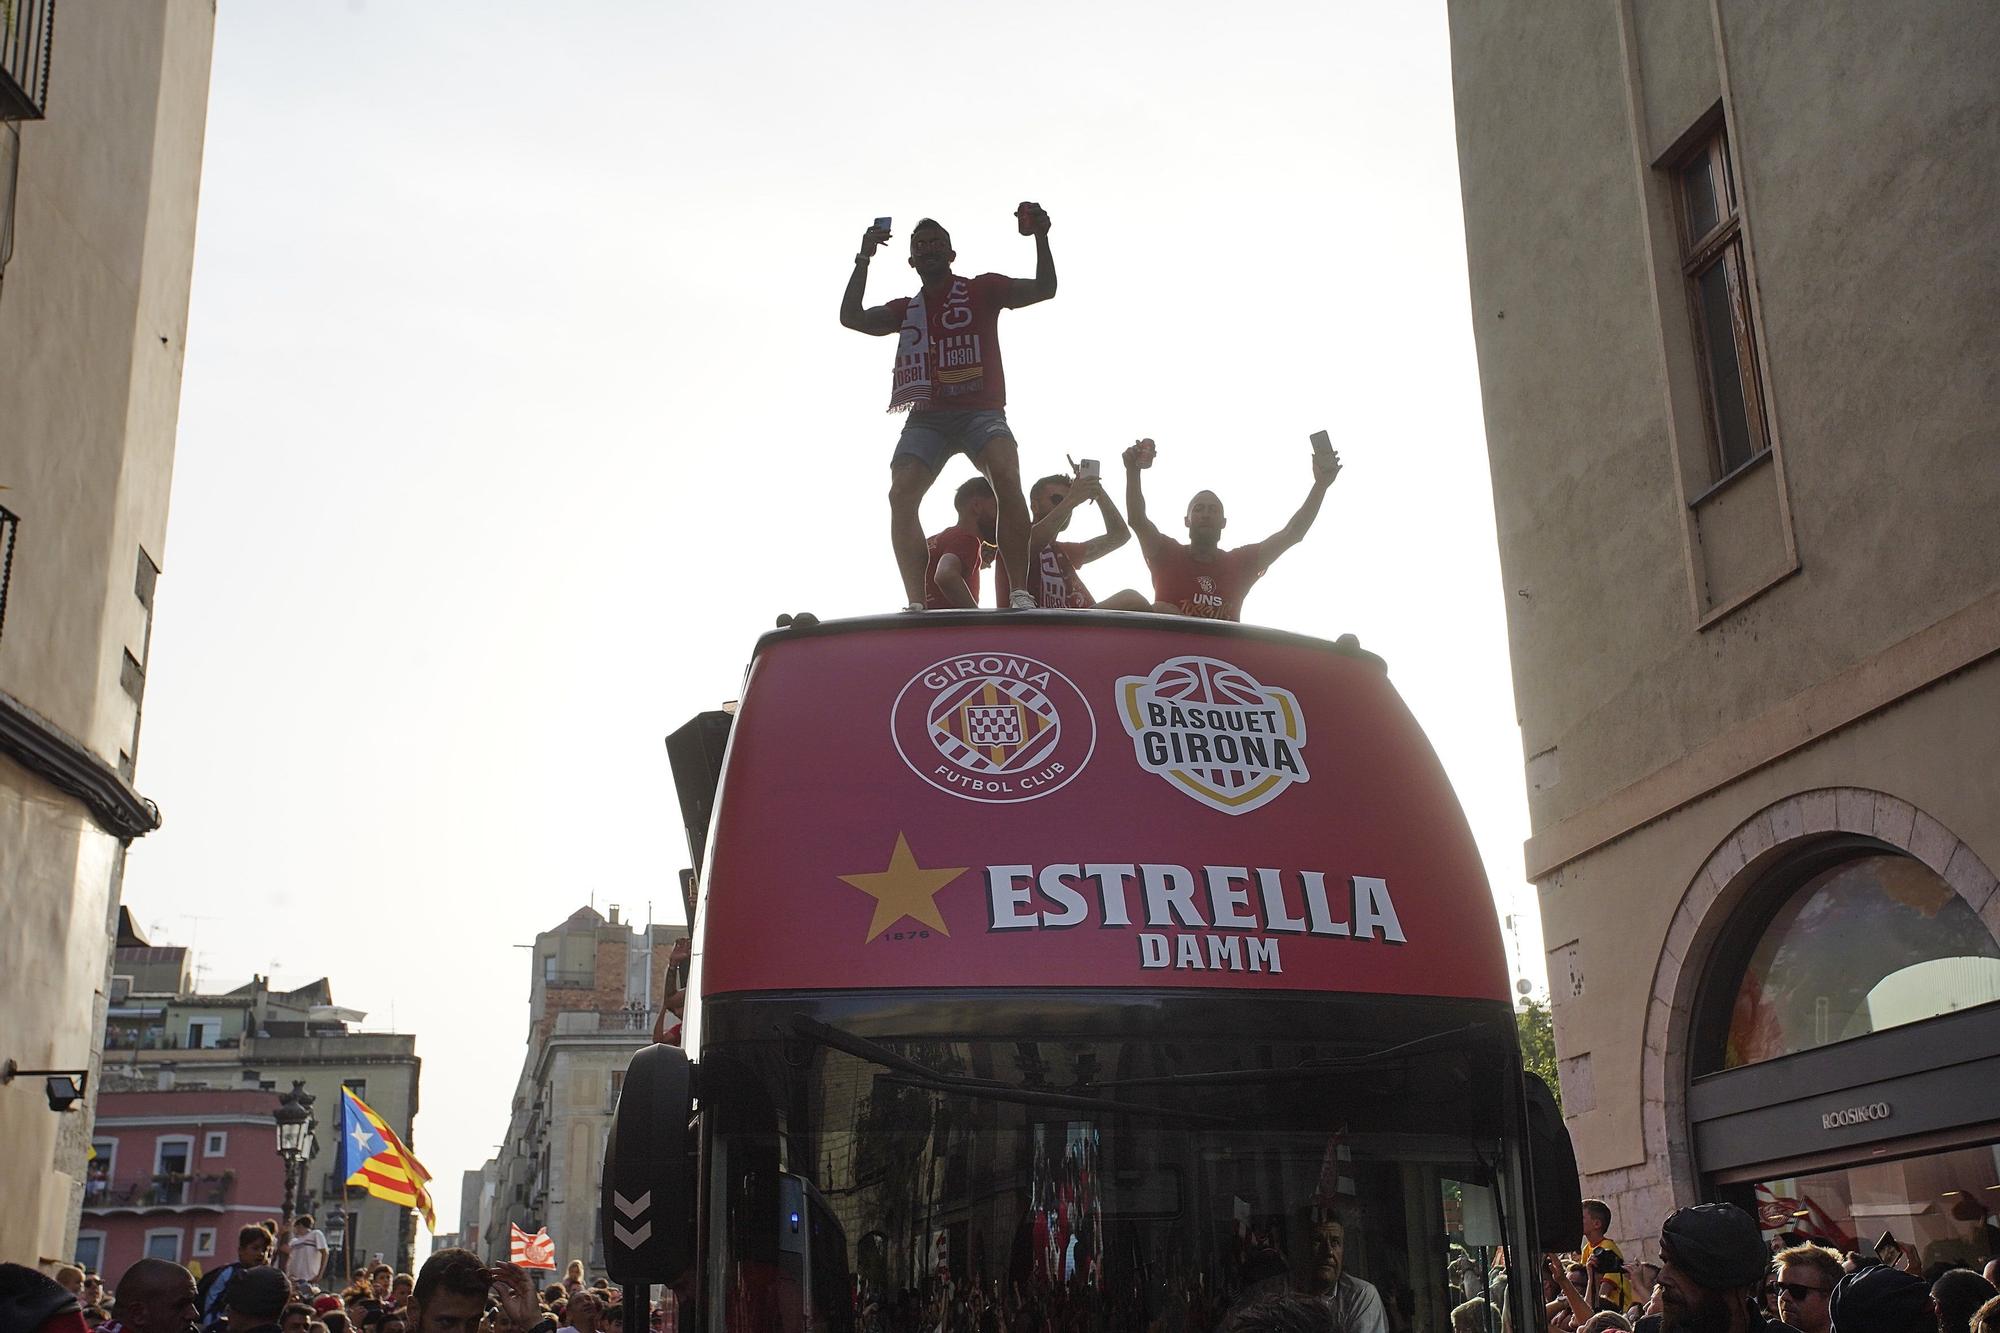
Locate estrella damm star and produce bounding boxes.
[838,833,968,942]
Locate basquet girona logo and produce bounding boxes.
[1116,655,1310,815]
[892,652,1096,803]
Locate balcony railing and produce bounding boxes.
[103,1031,242,1052]
[552,1008,655,1035]
[82,1171,234,1210]
[1,0,54,120]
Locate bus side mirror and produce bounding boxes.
[1523,1071,1582,1255]
[602,1042,696,1286]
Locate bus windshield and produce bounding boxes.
[701,994,1524,1333]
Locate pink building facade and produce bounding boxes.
[77,1089,286,1280]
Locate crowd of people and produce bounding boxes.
[0,1233,682,1333]
[8,1200,1999,1333]
[1476,1199,2000,1333]
[841,210,1344,621]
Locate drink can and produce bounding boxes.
[1017,201,1040,235]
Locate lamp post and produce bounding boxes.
[326,1206,349,1284]
[274,1081,317,1240]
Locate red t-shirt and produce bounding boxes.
[1144,539,1269,621]
[888,272,1014,412]
[994,541,1094,609]
[924,524,985,609]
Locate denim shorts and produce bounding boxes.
[890,408,1016,471]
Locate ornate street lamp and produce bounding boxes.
[274,1080,317,1236]
[325,1206,349,1283]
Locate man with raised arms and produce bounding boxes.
[996,471,1153,610]
[1123,438,1343,621]
[839,211,1056,610]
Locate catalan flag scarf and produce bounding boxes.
[888,288,931,413]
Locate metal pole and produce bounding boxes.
[622,1285,648,1333]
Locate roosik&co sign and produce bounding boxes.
[1820,1101,1892,1130]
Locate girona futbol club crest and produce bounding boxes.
[891,651,1095,803]
[1116,655,1310,816]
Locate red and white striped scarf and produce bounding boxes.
[888,288,931,413]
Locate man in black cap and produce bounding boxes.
[1829,1264,1932,1333]
[219,1270,290,1333]
[1657,1203,1798,1333]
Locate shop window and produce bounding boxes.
[1748,1141,2000,1271]
[1702,851,2000,1073]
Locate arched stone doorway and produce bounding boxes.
[1638,789,2000,1260]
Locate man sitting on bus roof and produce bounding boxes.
[923,476,997,610]
[1123,437,1342,621]
[995,469,1152,610]
[1302,1213,1389,1333]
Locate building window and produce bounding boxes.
[143,1229,183,1263]
[1672,125,1770,479]
[1698,849,2000,1073]
[186,1019,219,1050]
[192,1227,217,1258]
[88,1140,118,1196]
[74,1233,105,1275]
[342,1077,367,1103]
[155,1136,193,1177]
[204,1131,228,1156]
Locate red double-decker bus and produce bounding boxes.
[603,611,1576,1333]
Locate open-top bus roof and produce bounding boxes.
[695,610,1510,1004]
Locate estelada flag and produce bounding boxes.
[338,1087,436,1229]
[509,1223,556,1270]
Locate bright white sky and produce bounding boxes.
[130,0,1546,1237]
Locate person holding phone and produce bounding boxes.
[838,208,1057,611]
[996,467,1153,610]
[1123,436,1343,622]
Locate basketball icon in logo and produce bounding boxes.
[892,651,1096,803]
[1116,655,1310,815]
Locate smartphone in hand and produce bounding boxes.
[1310,429,1333,456]
[874,216,892,232]
[1078,458,1101,480]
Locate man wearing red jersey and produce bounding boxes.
[1124,438,1342,621]
[995,471,1152,610]
[839,211,1055,611]
[925,476,997,609]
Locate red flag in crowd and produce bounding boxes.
[509,1223,556,1269]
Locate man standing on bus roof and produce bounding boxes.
[839,209,1056,611]
[1303,1214,1390,1333]
[1123,437,1342,621]
[925,476,997,610]
[996,470,1153,610]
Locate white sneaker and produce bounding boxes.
[1009,590,1036,610]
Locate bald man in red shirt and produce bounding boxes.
[1124,438,1342,621]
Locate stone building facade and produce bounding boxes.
[77,1087,286,1280]
[1449,1,2000,1262]
[99,922,424,1273]
[478,907,686,1274]
[0,0,215,1266]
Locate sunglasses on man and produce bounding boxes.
[1775,1282,1830,1302]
